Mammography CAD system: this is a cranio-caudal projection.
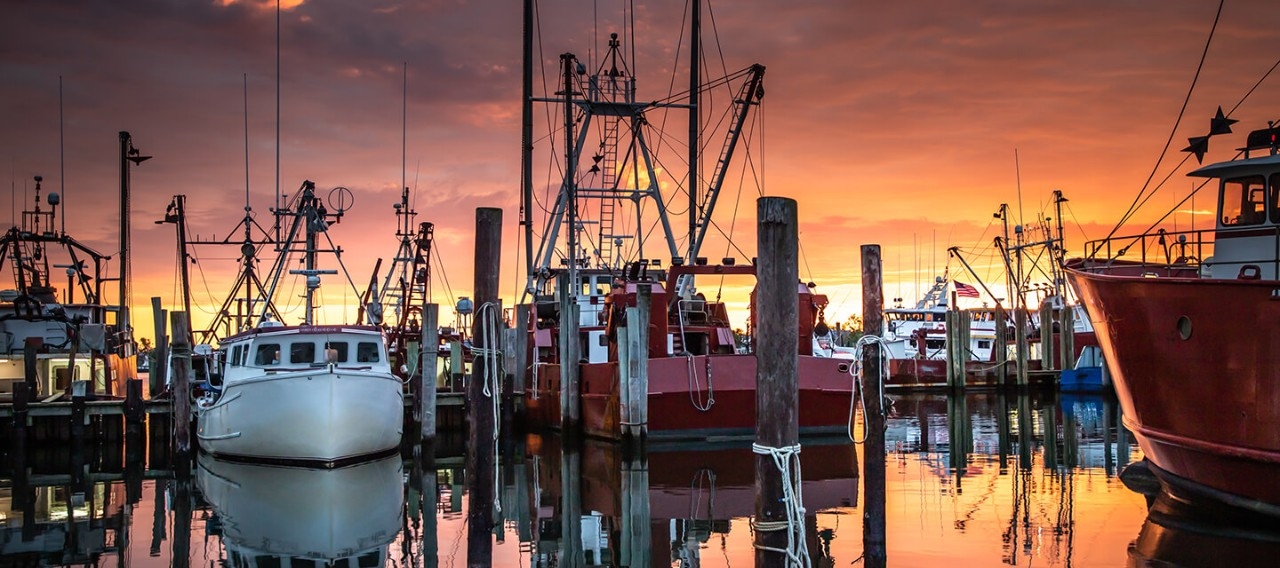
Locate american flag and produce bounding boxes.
[954,281,980,298]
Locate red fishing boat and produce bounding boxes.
[516,5,856,441]
[1066,122,1280,516]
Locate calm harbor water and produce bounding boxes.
[2,391,1275,567]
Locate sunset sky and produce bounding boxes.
[3,0,1279,340]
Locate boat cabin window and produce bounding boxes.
[356,341,380,363]
[581,275,609,297]
[254,343,281,366]
[1220,175,1268,226]
[326,341,350,362]
[230,345,243,367]
[290,342,316,364]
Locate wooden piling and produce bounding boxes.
[1039,302,1054,370]
[23,337,41,393]
[622,283,650,443]
[994,305,1008,385]
[151,296,168,395]
[621,452,651,568]
[1014,308,1029,386]
[513,304,530,400]
[71,380,89,444]
[172,476,192,568]
[558,274,581,432]
[1060,306,1075,373]
[420,303,440,442]
[753,197,800,566]
[861,243,888,568]
[125,379,145,428]
[418,441,440,568]
[467,207,502,568]
[169,312,193,461]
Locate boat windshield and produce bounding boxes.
[1219,175,1270,226]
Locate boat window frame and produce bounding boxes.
[1272,172,1280,224]
[254,343,282,366]
[325,340,350,363]
[1219,174,1268,227]
[289,341,316,364]
[356,341,381,363]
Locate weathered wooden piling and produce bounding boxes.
[70,380,89,444]
[125,379,145,429]
[861,244,888,568]
[1014,308,1030,386]
[1039,302,1054,370]
[420,303,440,442]
[151,296,168,394]
[172,476,192,568]
[994,305,1009,384]
[467,207,502,568]
[753,197,802,566]
[169,312,193,462]
[558,274,581,433]
[513,305,530,401]
[23,337,40,393]
[560,440,583,567]
[621,283,651,443]
[414,442,440,568]
[621,452,651,568]
[1060,306,1075,373]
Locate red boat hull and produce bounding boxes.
[1067,266,1280,511]
[527,354,858,441]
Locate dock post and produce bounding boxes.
[169,312,192,465]
[753,197,803,566]
[150,296,168,395]
[12,381,29,433]
[1039,301,1054,370]
[994,305,1008,385]
[420,304,440,442]
[557,273,581,434]
[945,307,959,388]
[1014,308,1029,386]
[125,379,145,428]
[1059,306,1075,373]
[622,283,650,444]
[861,243,888,568]
[71,379,90,444]
[467,207,502,568]
[22,337,41,394]
[513,304,530,406]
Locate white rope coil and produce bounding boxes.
[751,442,811,568]
[848,334,891,444]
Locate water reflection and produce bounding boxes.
[5,392,1280,566]
[196,454,404,567]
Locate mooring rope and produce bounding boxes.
[687,353,715,411]
[750,442,811,568]
[471,301,505,514]
[849,335,891,444]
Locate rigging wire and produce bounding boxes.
[1095,0,1224,250]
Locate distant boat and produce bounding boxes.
[0,175,132,400]
[1066,123,1280,517]
[176,181,403,466]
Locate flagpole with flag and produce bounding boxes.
[954,281,980,299]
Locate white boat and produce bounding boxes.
[176,180,403,465]
[196,323,403,464]
[196,452,404,566]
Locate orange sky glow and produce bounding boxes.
[4,0,1280,341]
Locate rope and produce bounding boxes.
[750,442,810,568]
[470,301,505,514]
[848,335,891,444]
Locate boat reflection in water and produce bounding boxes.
[196,453,404,567]
[1128,491,1280,567]
[523,434,860,566]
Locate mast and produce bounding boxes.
[521,0,534,293]
[562,52,579,295]
[687,0,700,261]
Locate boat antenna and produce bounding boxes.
[274,0,282,244]
[59,75,66,235]
[401,61,407,204]
[244,73,250,211]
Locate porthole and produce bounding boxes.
[1177,316,1192,340]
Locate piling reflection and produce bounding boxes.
[524,435,859,566]
[195,454,404,567]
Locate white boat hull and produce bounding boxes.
[197,369,403,464]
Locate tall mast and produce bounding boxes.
[521,0,535,292]
[687,0,700,261]
[562,53,578,294]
